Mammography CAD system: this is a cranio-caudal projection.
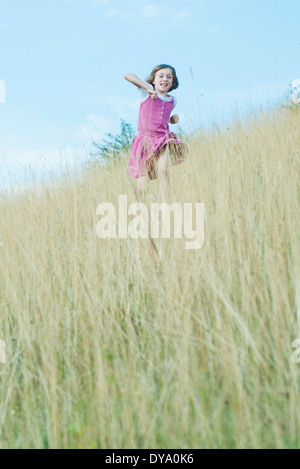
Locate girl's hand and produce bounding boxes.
[147,87,157,100]
[169,114,179,124]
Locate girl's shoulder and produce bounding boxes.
[138,80,177,108]
[139,81,153,102]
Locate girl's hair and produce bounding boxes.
[145,64,179,92]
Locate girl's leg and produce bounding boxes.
[137,175,148,196]
[157,148,170,202]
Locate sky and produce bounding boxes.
[0,0,299,188]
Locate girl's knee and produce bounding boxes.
[157,158,169,176]
[137,175,148,193]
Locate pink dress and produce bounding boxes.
[127,87,187,180]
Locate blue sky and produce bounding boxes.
[0,0,299,187]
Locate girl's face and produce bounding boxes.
[152,68,173,94]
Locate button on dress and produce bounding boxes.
[127,92,187,180]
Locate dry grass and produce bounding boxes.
[0,105,300,449]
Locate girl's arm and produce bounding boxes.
[124,73,157,99]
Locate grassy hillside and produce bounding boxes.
[0,105,299,449]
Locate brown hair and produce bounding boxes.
[145,64,179,92]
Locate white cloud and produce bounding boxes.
[77,114,109,141]
[102,95,139,116]
[1,147,81,169]
[0,113,114,188]
[105,7,134,19]
[0,111,119,192]
[64,0,109,7]
[0,146,85,194]
[91,0,109,4]
[173,11,192,20]
[105,8,119,17]
[63,0,132,19]
[143,5,160,18]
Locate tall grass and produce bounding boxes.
[0,105,299,449]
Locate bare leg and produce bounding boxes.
[157,148,170,202]
[136,175,148,197]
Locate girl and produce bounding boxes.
[124,64,187,201]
